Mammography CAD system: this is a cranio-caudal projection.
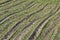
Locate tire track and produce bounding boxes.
[1,4,47,40]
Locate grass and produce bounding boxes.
[0,0,60,40]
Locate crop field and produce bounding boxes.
[0,0,60,40]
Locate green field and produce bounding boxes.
[0,0,60,40]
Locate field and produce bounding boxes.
[0,0,60,40]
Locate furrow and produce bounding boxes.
[0,0,12,5]
[28,6,60,40]
[0,1,36,24]
[0,3,47,40]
